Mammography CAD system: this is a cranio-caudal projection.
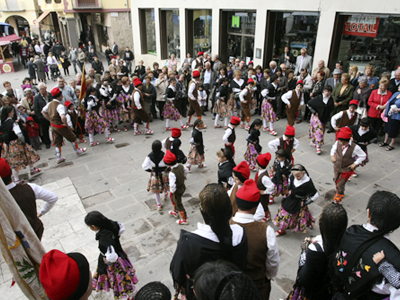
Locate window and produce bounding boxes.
[139,8,157,54]
[160,9,180,59]
[55,0,61,3]
[45,0,52,3]
[226,11,256,60]
[186,9,212,58]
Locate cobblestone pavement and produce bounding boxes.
[0,58,399,299]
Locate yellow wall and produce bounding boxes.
[63,0,130,10]
[37,0,64,13]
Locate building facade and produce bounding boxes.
[131,0,400,75]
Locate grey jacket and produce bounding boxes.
[68,49,78,62]
[294,54,313,75]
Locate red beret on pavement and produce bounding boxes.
[230,116,241,125]
[171,127,181,138]
[257,152,272,168]
[26,116,34,123]
[197,51,204,56]
[285,125,295,137]
[233,161,250,182]
[64,100,73,109]
[296,80,304,86]
[193,70,200,78]
[51,87,62,98]
[247,78,254,84]
[337,127,352,140]
[248,61,253,65]
[235,179,260,210]
[39,249,90,300]
[0,158,11,179]
[133,78,143,87]
[349,99,359,107]
[163,150,177,165]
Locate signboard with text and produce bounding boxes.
[343,16,380,38]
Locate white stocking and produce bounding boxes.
[12,169,19,181]
[263,119,268,128]
[104,128,109,139]
[155,193,161,205]
[29,164,34,171]
[269,122,274,131]
[178,119,183,126]
[166,119,170,128]
[89,133,94,143]
[224,117,229,127]
[214,114,220,126]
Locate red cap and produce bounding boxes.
[285,125,295,137]
[257,152,272,168]
[39,250,89,300]
[235,179,260,209]
[26,116,34,123]
[163,150,177,165]
[349,99,359,107]
[248,61,253,65]
[0,158,11,179]
[198,51,204,56]
[193,70,200,78]
[230,116,241,125]
[51,87,62,98]
[247,78,254,84]
[337,127,352,140]
[133,78,142,87]
[296,80,304,86]
[64,100,73,109]
[233,161,250,181]
[171,127,181,138]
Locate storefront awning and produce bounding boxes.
[33,11,51,28]
[0,34,21,46]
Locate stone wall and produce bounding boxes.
[107,11,134,55]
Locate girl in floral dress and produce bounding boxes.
[142,140,169,211]
[83,86,114,146]
[261,74,279,136]
[85,211,138,300]
[274,164,318,237]
[268,149,292,204]
[99,79,120,132]
[163,78,188,131]
[186,119,206,171]
[244,119,263,171]
[0,106,41,183]
[118,77,134,132]
[213,77,230,128]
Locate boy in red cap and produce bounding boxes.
[282,80,304,126]
[261,74,279,135]
[255,152,274,222]
[162,127,187,164]
[229,161,250,216]
[65,100,86,144]
[239,78,255,130]
[268,125,299,165]
[230,179,280,299]
[331,100,359,140]
[223,115,240,158]
[25,116,41,150]
[330,127,366,203]
[191,52,204,70]
[186,70,206,127]
[39,249,92,300]
[216,148,235,190]
[164,150,190,225]
[132,77,154,135]
[41,87,86,164]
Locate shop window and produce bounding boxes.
[55,0,62,3]
[266,12,319,66]
[160,9,180,60]
[226,11,256,61]
[45,0,52,3]
[332,15,400,77]
[139,8,157,54]
[186,9,212,58]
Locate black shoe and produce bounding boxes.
[327,129,334,133]
[45,144,51,149]
[202,112,206,116]
[160,116,164,121]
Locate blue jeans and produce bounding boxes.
[71,60,78,74]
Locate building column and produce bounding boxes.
[253,8,267,66]
[313,10,336,68]
[211,8,219,57]
[179,7,186,63]
[66,18,79,48]
[154,7,162,61]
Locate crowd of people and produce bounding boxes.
[1,43,400,300]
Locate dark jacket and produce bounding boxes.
[307,94,334,124]
[388,78,400,95]
[123,50,134,62]
[134,65,146,77]
[92,60,104,74]
[352,85,372,109]
[34,92,53,119]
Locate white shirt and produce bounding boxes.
[34,45,41,53]
[223,125,234,145]
[257,169,275,194]
[188,79,198,101]
[66,109,77,128]
[6,182,58,216]
[203,69,212,84]
[133,88,142,109]
[330,140,366,165]
[191,58,201,70]
[281,90,305,106]
[42,99,65,117]
[47,56,57,66]
[169,163,189,193]
[288,173,319,202]
[322,95,330,105]
[331,110,359,128]
[192,222,244,247]
[268,135,299,152]
[142,155,167,170]
[239,87,250,103]
[232,78,244,93]
[358,127,369,137]
[231,212,280,279]
[261,83,277,98]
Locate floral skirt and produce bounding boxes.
[309,114,325,147]
[227,95,238,114]
[85,111,108,134]
[355,150,369,167]
[212,99,228,117]
[93,256,138,300]
[261,99,277,122]
[163,101,181,121]
[251,98,257,110]
[1,139,40,171]
[286,286,309,300]
[102,107,119,124]
[187,144,204,165]
[244,144,259,169]
[118,107,131,122]
[273,205,315,233]
[147,171,169,194]
[271,180,289,198]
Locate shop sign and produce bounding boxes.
[0,63,14,74]
[343,16,380,38]
[232,16,240,29]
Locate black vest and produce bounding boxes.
[227,127,236,143]
[266,83,277,98]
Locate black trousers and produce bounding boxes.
[39,118,51,146]
[175,97,187,117]
[368,116,384,134]
[157,101,165,118]
[203,84,210,110]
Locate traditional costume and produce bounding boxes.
[132,78,153,135]
[269,156,292,204]
[222,116,240,158]
[268,125,299,165]
[186,70,204,126]
[255,153,274,222]
[331,100,359,140]
[349,118,377,167]
[229,77,244,117]
[117,83,134,131]
[213,82,230,128]
[163,84,188,130]
[187,125,205,169]
[217,156,235,190]
[261,79,278,135]
[239,79,254,130]
[64,100,85,143]
[162,127,187,164]
[99,82,119,131]
[244,124,262,171]
[282,80,304,126]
